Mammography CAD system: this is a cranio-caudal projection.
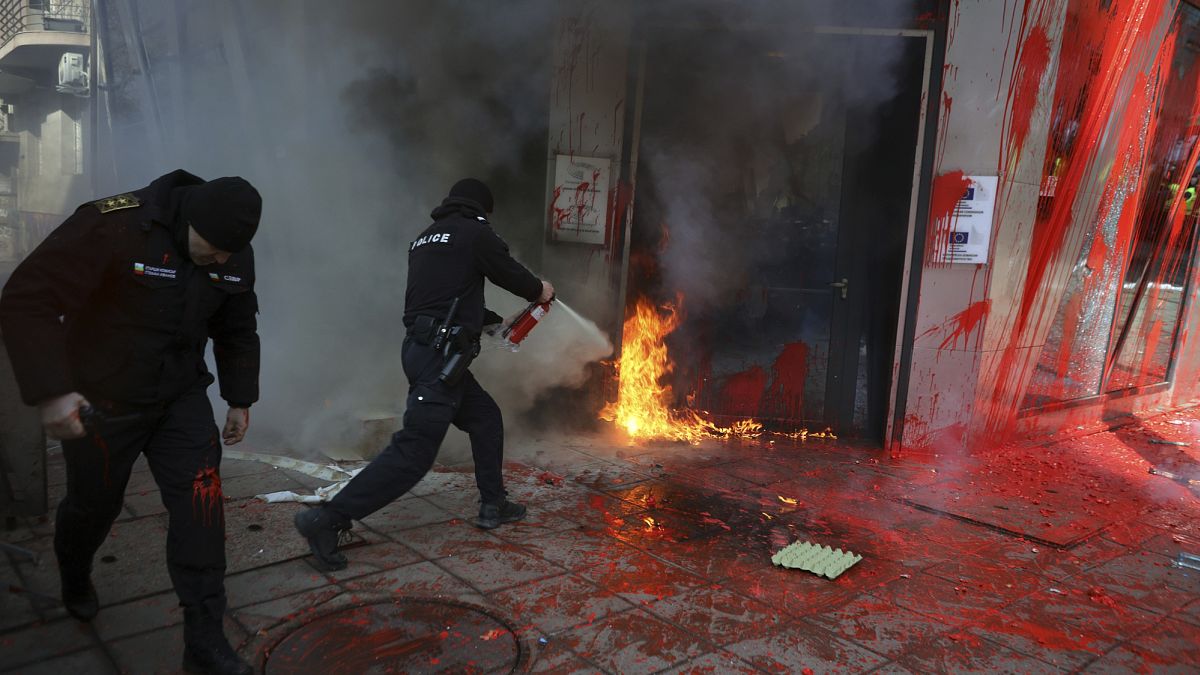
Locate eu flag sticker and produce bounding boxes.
[951,231,970,245]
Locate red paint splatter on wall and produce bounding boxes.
[925,170,973,265]
[717,367,766,418]
[920,299,992,351]
[192,467,223,527]
[764,342,810,420]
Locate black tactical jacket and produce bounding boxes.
[0,170,260,409]
[404,197,543,334]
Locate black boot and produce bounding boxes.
[59,562,99,621]
[293,507,351,571]
[474,499,526,530]
[182,606,252,675]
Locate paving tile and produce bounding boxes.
[868,569,1021,625]
[107,615,248,674]
[922,554,1050,601]
[314,541,423,582]
[224,499,311,574]
[572,462,655,491]
[724,622,889,673]
[225,558,329,609]
[339,560,480,600]
[433,544,565,594]
[1081,618,1200,673]
[633,532,770,582]
[392,519,507,559]
[357,495,456,535]
[488,506,582,542]
[519,527,643,573]
[90,516,174,605]
[896,632,1066,674]
[538,489,649,525]
[1102,519,1171,549]
[963,574,1164,669]
[576,550,709,606]
[92,590,182,642]
[0,619,95,672]
[645,585,782,646]
[805,594,958,659]
[553,607,710,673]
[233,584,345,635]
[1135,531,1200,559]
[967,533,1131,582]
[868,662,921,674]
[0,564,41,631]
[1178,597,1200,628]
[722,562,865,618]
[6,647,116,675]
[659,650,761,674]
[409,468,478,497]
[721,459,804,486]
[488,572,635,635]
[1069,551,1200,615]
[527,636,602,673]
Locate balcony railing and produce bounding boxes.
[0,0,89,48]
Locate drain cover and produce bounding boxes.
[265,599,520,674]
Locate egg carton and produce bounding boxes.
[772,540,862,579]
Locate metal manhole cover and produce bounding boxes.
[265,598,521,674]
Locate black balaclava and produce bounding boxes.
[180,176,262,253]
[447,178,494,213]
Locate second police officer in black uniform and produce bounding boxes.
[294,178,554,570]
[0,170,262,675]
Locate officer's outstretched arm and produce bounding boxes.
[473,227,544,302]
[208,288,260,410]
[0,210,111,407]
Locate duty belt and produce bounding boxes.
[407,315,441,345]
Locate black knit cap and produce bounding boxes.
[181,177,262,253]
[448,178,493,213]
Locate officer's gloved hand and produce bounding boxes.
[223,407,250,445]
[39,392,90,440]
[538,280,555,304]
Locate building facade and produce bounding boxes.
[545,0,1200,452]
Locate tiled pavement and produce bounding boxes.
[1,413,1199,674]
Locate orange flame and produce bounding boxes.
[600,298,764,444]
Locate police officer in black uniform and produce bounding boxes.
[295,178,553,570]
[0,170,261,675]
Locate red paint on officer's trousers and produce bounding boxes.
[192,467,223,527]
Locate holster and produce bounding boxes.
[438,326,481,386]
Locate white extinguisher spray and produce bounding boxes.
[501,299,553,351]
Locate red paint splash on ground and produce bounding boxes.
[191,467,223,527]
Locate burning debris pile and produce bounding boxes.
[600,297,834,444]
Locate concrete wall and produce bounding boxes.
[541,0,632,336]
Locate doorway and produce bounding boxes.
[623,26,929,442]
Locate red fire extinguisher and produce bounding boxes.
[502,300,553,350]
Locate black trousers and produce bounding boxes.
[56,388,227,614]
[328,337,505,521]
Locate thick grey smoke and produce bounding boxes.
[638,0,919,312]
[95,0,608,456]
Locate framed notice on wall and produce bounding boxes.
[549,155,610,245]
[942,174,998,265]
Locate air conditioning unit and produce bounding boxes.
[57,52,89,97]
